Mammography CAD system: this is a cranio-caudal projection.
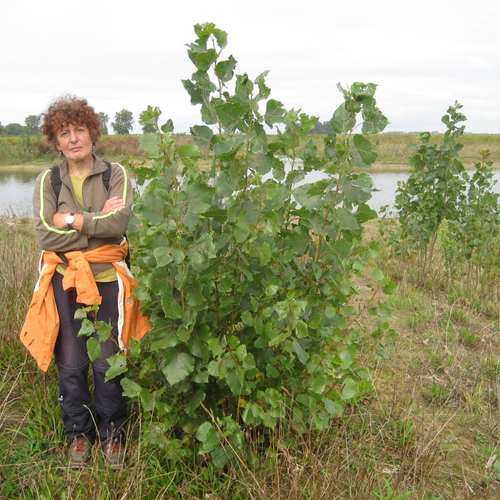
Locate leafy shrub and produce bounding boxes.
[391,103,467,281]
[386,103,500,294]
[117,23,395,466]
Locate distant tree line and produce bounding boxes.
[0,115,40,137]
[308,120,334,134]
[0,108,159,137]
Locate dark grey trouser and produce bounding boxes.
[52,272,127,443]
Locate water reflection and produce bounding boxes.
[1,166,499,218]
[0,169,38,217]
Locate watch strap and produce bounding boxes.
[67,213,75,229]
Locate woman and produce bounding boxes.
[20,96,150,469]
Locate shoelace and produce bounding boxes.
[75,438,88,453]
[107,442,121,454]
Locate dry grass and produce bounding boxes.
[3,216,500,498]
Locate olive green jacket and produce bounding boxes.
[32,155,133,276]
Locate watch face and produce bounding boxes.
[66,215,75,225]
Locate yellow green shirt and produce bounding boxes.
[56,173,117,282]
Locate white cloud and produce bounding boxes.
[1,0,500,134]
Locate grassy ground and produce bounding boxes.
[1,134,499,170]
[2,217,500,499]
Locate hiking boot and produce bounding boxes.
[102,439,126,469]
[68,437,91,468]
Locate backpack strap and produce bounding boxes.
[50,161,113,203]
[102,161,112,191]
[50,161,130,267]
[50,165,62,202]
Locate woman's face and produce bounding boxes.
[56,123,93,162]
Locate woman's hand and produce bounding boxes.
[51,198,124,233]
[52,212,67,228]
[102,196,125,213]
[52,212,84,231]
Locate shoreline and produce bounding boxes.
[1,161,498,174]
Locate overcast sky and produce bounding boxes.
[2,0,499,135]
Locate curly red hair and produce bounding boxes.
[40,95,101,148]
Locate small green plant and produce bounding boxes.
[425,379,451,404]
[443,149,500,295]
[372,478,413,500]
[458,327,479,347]
[390,103,467,282]
[387,105,500,298]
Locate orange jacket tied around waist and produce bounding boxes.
[20,242,150,372]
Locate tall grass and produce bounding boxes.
[2,217,500,498]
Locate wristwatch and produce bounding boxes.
[65,213,75,229]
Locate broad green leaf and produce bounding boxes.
[139,133,160,155]
[292,184,321,210]
[191,125,214,149]
[200,208,227,223]
[162,295,184,320]
[265,285,279,296]
[149,318,180,351]
[323,397,342,417]
[383,280,397,295]
[357,204,378,222]
[234,219,251,243]
[215,56,236,83]
[121,378,143,399]
[136,192,165,225]
[353,134,378,167]
[153,247,174,267]
[194,48,217,71]
[140,388,156,412]
[336,207,359,230]
[127,338,142,358]
[295,320,309,338]
[241,310,253,327]
[181,78,204,106]
[186,389,206,417]
[341,377,360,401]
[361,98,389,134]
[265,99,286,127]
[78,319,95,337]
[226,366,245,394]
[250,152,274,174]
[186,286,206,307]
[171,248,185,264]
[372,266,384,281]
[215,102,245,132]
[195,421,215,443]
[201,101,217,125]
[177,144,204,167]
[300,113,319,132]
[255,70,271,101]
[292,338,309,364]
[330,103,356,134]
[86,337,101,362]
[105,352,128,382]
[351,82,377,98]
[186,182,215,214]
[94,321,112,343]
[162,349,195,386]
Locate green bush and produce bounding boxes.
[115,23,395,466]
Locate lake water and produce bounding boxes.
[1,167,498,218]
